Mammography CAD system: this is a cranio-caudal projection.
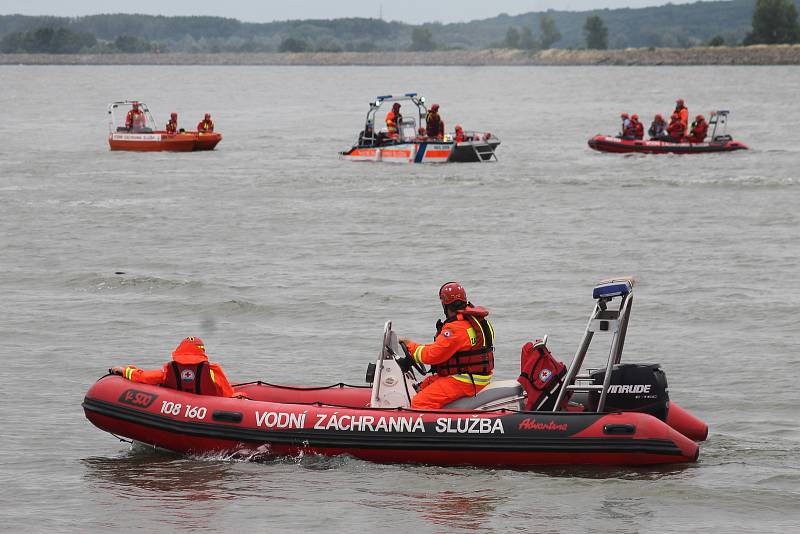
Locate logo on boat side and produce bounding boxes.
[518,418,568,432]
[118,389,158,409]
[180,370,195,382]
[607,384,651,394]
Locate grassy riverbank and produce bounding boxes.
[2,45,800,66]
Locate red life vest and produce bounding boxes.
[431,307,494,377]
[162,360,220,396]
[634,121,644,140]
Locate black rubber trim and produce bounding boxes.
[213,411,243,424]
[83,397,684,456]
[604,424,636,435]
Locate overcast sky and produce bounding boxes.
[2,1,698,24]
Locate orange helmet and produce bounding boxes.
[439,282,467,306]
[631,114,639,121]
[695,114,704,121]
[621,112,629,119]
[172,336,206,358]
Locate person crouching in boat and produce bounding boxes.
[197,113,214,133]
[398,282,494,410]
[425,104,445,139]
[687,114,708,143]
[125,101,147,130]
[630,114,644,140]
[385,103,401,139]
[665,112,686,143]
[165,112,178,134]
[619,113,635,140]
[111,336,241,398]
[648,114,667,140]
[454,124,466,142]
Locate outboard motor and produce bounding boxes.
[589,363,669,421]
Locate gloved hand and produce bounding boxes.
[110,366,125,376]
[398,337,412,347]
[396,355,412,373]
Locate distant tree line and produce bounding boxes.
[0,1,798,54]
[0,25,164,53]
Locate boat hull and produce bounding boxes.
[340,139,499,163]
[108,131,222,152]
[588,134,747,154]
[84,376,699,466]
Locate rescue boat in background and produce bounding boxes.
[588,110,748,154]
[107,101,222,152]
[339,93,500,163]
[83,279,706,468]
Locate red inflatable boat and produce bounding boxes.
[107,101,222,152]
[83,279,707,467]
[588,110,748,154]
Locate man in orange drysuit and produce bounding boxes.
[398,282,494,410]
[385,102,401,138]
[165,112,178,134]
[197,113,214,132]
[125,101,147,130]
[111,336,238,397]
[675,98,689,130]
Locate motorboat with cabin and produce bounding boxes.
[588,110,748,154]
[107,101,222,152]
[339,93,500,163]
[83,278,706,467]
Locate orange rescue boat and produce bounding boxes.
[107,101,222,152]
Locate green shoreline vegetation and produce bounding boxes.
[1,0,798,64]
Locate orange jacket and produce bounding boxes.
[677,106,689,128]
[197,120,214,132]
[385,111,400,135]
[121,353,234,397]
[166,120,177,134]
[404,311,493,387]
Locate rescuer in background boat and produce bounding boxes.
[197,113,214,133]
[630,114,644,140]
[620,113,634,139]
[425,104,444,139]
[648,113,667,140]
[454,124,466,142]
[111,336,242,398]
[125,101,146,130]
[165,112,178,134]
[398,282,494,409]
[688,114,709,143]
[675,98,689,130]
[665,112,686,142]
[385,102,401,139]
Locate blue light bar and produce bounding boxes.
[376,95,393,101]
[404,92,418,97]
[592,280,632,299]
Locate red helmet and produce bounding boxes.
[439,282,467,306]
[170,112,177,118]
[621,112,629,119]
[392,102,401,110]
[204,113,211,120]
[455,124,462,130]
[676,98,685,106]
[132,101,139,109]
[655,113,664,121]
[172,336,206,358]
[695,114,704,121]
[431,104,439,111]
[631,114,639,120]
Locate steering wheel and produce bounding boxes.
[399,340,427,375]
